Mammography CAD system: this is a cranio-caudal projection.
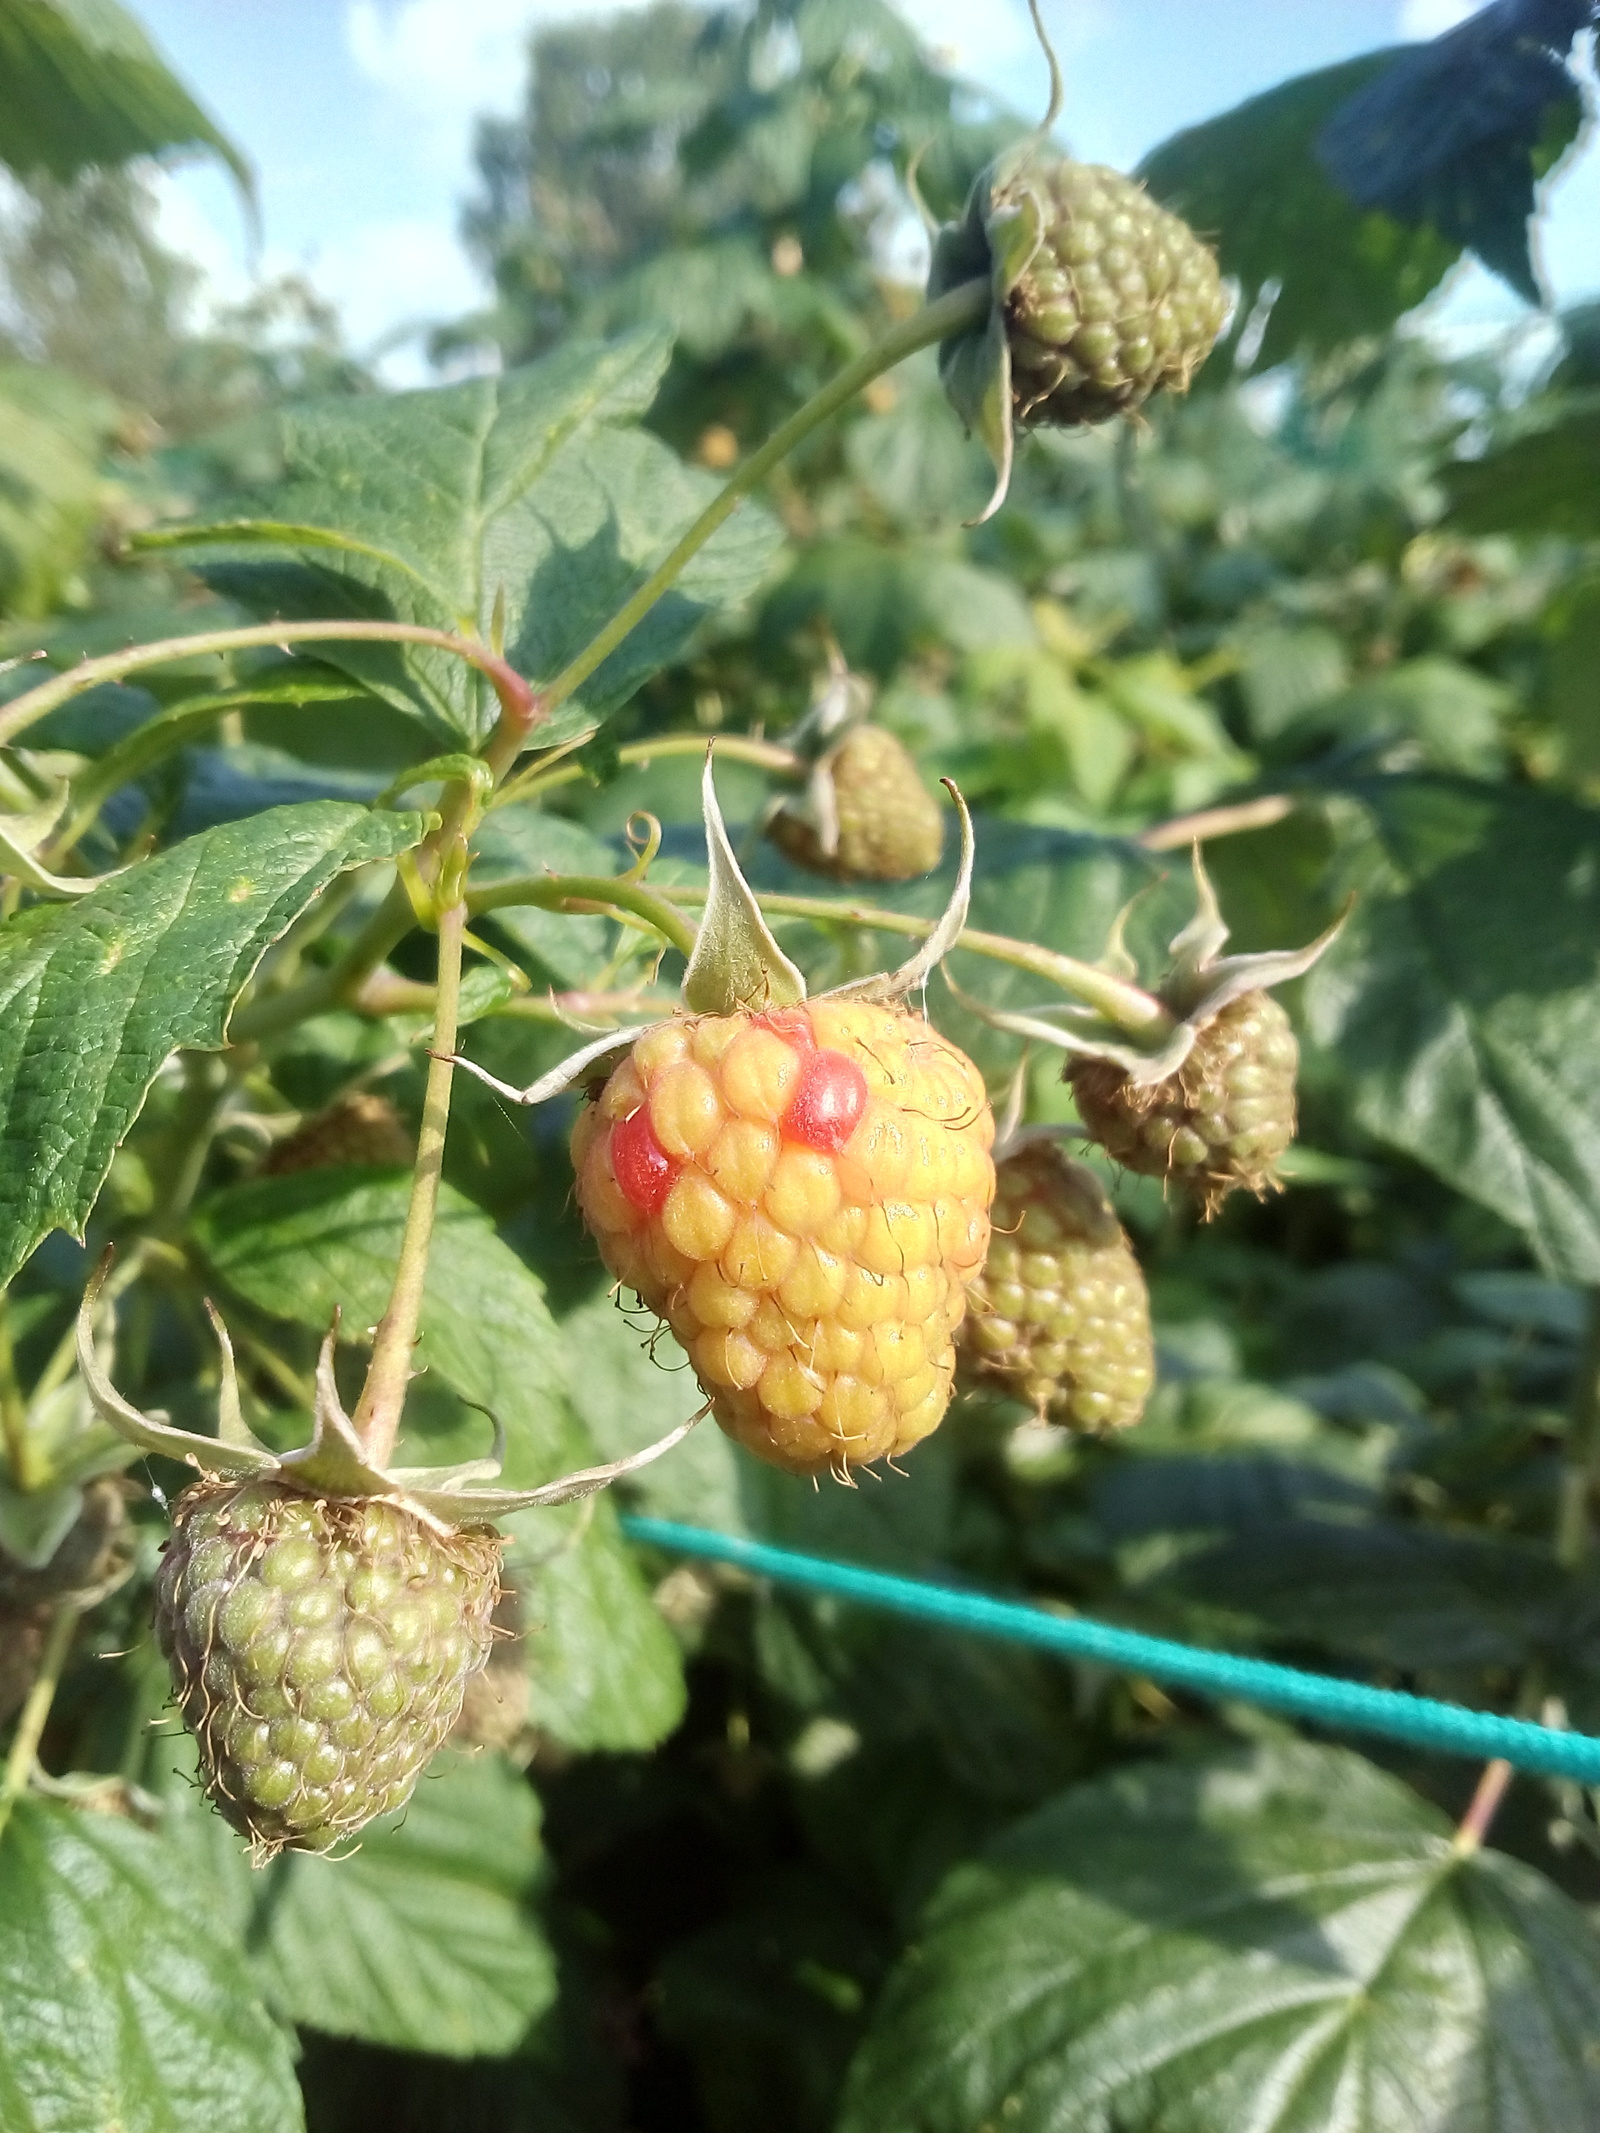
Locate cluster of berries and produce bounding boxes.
[56,114,1254,1861]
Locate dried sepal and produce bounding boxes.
[77,1249,701,1526]
[830,780,975,1005]
[683,748,807,1015]
[77,1255,276,1479]
[451,765,978,1109]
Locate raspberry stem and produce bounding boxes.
[469,872,698,959]
[1451,1757,1514,1856]
[0,1598,83,1845]
[0,618,537,754]
[467,871,1172,1035]
[660,883,1176,1038]
[0,1298,35,1492]
[351,832,472,1467]
[497,730,803,808]
[531,276,992,730]
[1555,1289,1600,1570]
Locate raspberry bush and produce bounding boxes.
[4,2,1600,2129]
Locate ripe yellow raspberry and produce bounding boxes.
[572,1000,995,1477]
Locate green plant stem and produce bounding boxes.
[351,893,467,1467]
[533,277,991,727]
[0,1297,36,1492]
[497,729,802,808]
[353,969,673,1025]
[469,872,699,960]
[229,874,417,1043]
[0,1600,83,1846]
[660,882,1174,1036]
[0,619,537,754]
[467,870,1169,1032]
[1451,1757,1514,1856]
[151,1055,230,1237]
[1556,1288,1600,1570]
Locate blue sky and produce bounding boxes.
[135,0,1600,382]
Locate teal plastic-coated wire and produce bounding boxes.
[620,1514,1600,1786]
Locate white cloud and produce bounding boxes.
[1395,0,1476,37]
[345,0,532,127]
[309,211,490,376]
[343,0,654,151]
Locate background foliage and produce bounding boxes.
[2,0,1600,2127]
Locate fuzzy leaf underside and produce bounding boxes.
[0,800,425,1288]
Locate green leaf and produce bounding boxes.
[192,1168,686,1751]
[0,1797,302,2133]
[148,334,782,743]
[764,541,1035,677]
[1304,776,1600,1282]
[0,362,120,619]
[1140,55,1459,368]
[506,1497,687,1751]
[0,0,251,194]
[1548,574,1600,780]
[193,1168,584,1481]
[0,799,425,1288]
[658,1869,884,2133]
[1314,9,1584,306]
[1297,658,1510,775]
[1444,403,1600,541]
[243,1752,557,2058]
[559,1286,747,1534]
[845,353,994,529]
[841,1742,1600,2133]
[472,805,618,986]
[1153,1517,1600,1689]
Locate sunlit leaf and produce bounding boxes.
[0,1798,302,2133]
[0,800,425,1286]
[842,1743,1600,2133]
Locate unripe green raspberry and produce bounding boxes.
[155,1478,500,1858]
[0,1476,128,1610]
[1070,991,1298,1216]
[767,726,944,884]
[264,1090,413,1176]
[1,1479,131,1722]
[963,1141,1152,1430]
[1005,160,1228,427]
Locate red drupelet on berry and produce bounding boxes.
[572,999,995,1478]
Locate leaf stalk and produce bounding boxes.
[0,1600,84,1847]
[532,277,992,728]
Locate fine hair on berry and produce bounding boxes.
[572,999,995,1478]
[156,1477,502,1859]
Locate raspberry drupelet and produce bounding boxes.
[572,998,996,1477]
